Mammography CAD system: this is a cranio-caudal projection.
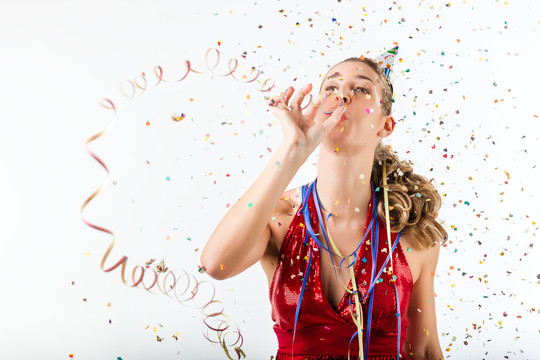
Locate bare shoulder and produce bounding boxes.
[423,241,442,270]
[269,186,303,250]
[399,234,442,284]
[259,186,303,286]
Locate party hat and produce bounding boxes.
[374,45,399,84]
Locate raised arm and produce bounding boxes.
[200,83,345,280]
[200,142,304,280]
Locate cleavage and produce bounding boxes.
[317,222,364,308]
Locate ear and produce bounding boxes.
[377,116,396,138]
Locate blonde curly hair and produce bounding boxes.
[324,56,448,249]
[372,143,448,249]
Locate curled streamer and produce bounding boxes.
[320,91,344,115]
[81,48,284,359]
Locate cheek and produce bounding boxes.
[352,90,375,102]
[352,93,379,112]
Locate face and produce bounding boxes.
[316,61,394,153]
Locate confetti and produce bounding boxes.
[156,259,168,273]
[82,17,540,357]
[171,113,185,122]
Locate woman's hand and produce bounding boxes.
[268,83,346,161]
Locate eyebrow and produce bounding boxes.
[325,71,375,85]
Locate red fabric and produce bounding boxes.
[275,351,397,360]
[269,179,413,359]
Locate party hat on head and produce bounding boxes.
[374,45,399,84]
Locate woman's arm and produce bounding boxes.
[403,243,444,360]
[200,84,343,280]
[200,142,304,280]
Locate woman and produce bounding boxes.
[201,48,448,359]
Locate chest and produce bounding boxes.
[315,219,421,307]
[263,204,421,294]
[316,223,365,308]
[269,214,416,333]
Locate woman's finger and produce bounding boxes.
[303,92,322,121]
[319,91,343,115]
[290,83,312,112]
[320,105,347,134]
[281,86,294,108]
[267,102,291,118]
[306,90,336,122]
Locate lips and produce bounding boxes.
[338,113,348,123]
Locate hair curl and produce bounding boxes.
[372,144,448,249]
[324,56,448,249]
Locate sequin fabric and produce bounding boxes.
[275,353,398,360]
[269,179,413,359]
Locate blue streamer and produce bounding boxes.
[294,179,404,359]
[364,193,379,359]
[291,244,313,359]
[301,182,342,255]
[360,232,402,303]
[290,183,312,358]
[311,179,377,259]
[348,330,359,358]
[347,187,403,359]
[365,282,376,359]
[338,251,357,270]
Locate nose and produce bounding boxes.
[328,86,351,106]
[320,85,351,109]
[340,88,351,105]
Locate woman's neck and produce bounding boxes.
[316,144,374,226]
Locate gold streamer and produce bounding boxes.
[81,48,277,359]
[325,230,364,360]
[383,160,394,274]
[322,160,394,360]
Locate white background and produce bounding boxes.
[1,0,539,359]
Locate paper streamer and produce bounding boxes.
[81,48,281,359]
[294,165,402,360]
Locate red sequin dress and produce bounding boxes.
[269,179,413,360]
